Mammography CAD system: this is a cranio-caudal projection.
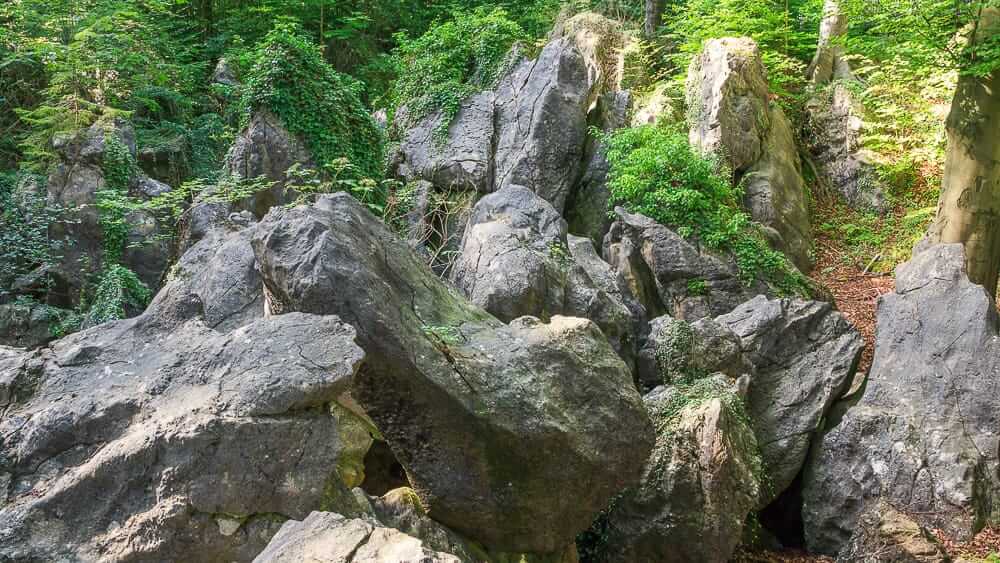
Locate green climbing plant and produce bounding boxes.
[388,8,527,137]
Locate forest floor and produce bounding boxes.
[809,199,896,375]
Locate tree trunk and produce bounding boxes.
[927,10,1000,296]
[644,0,665,39]
[807,0,852,84]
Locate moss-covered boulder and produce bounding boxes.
[585,376,762,563]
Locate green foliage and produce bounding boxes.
[0,172,60,296]
[663,0,822,113]
[388,8,527,135]
[284,160,397,214]
[81,263,151,328]
[604,124,810,295]
[686,278,708,296]
[96,131,139,260]
[239,23,383,179]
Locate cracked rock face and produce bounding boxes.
[804,83,887,212]
[685,37,812,271]
[450,186,637,365]
[225,110,313,218]
[391,15,625,217]
[0,298,370,562]
[717,296,862,504]
[253,193,653,554]
[803,243,1000,555]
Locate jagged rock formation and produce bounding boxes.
[46,118,173,307]
[591,378,762,562]
[636,296,862,504]
[686,37,812,270]
[603,207,766,321]
[252,193,654,554]
[0,305,371,561]
[391,13,633,265]
[450,186,637,364]
[803,243,1000,555]
[717,296,863,503]
[803,84,887,211]
[803,0,887,211]
[150,210,263,332]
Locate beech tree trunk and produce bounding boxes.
[644,0,665,38]
[807,0,852,84]
[927,10,1000,296]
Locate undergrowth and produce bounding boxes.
[603,124,810,296]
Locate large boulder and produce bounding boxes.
[46,118,172,307]
[717,296,863,503]
[635,315,749,392]
[589,378,762,562]
[0,301,371,561]
[252,193,653,554]
[686,38,812,270]
[602,207,765,321]
[803,243,1000,554]
[492,38,597,212]
[253,511,464,563]
[149,211,264,332]
[450,186,636,363]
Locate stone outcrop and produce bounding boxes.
[390,13,632,265]
[686,37,812,270]
[591,378,762,562]
[0,302,56,349]
[45,118,173,307]
[0,299,371,561]
[149,210,263,332]
[253,193,653,554]
[803,243,1000,555]
[602,207,766,321]
[450,186,636,363]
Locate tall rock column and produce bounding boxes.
[686,38,813,270]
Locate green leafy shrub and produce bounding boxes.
[239,23,383,180]
[388,8,527,135]
[81,264,151,329]
[603,124,809,295]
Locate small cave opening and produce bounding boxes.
[759,468,807,550]
[360,439,410,497]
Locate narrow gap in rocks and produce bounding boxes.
[360,440,410,497]
[759,469,806,549]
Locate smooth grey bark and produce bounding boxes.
[807,0,853,84]
[927,9,1000,296]
[644,0,665,38]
